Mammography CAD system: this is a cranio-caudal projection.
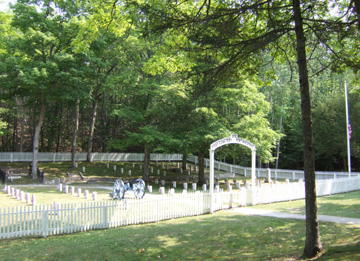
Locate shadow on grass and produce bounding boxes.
[0,209,359,260]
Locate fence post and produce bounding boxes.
[42,210,49,237]
[103,205,108,229]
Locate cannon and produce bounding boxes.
[110,178,146,200]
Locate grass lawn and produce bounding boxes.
[0,209,359,260]
[1,162,359,260]
[250,190,360,219]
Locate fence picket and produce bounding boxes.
[1,177,360,240]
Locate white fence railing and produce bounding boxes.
[0,152,182,163]
[1,152,359,181]
[186,155,360,180]
[1,176,360,240]
[0,191,214,239]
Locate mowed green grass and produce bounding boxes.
[1,162,360,259]
[250,190,360,219]
[0,209,359,260]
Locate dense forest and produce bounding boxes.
[0,0,359,172]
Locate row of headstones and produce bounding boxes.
[56,184,98,201]
[78,162,196,174]
[154,179,253,192]
[256,178,304,188]
[3,185,37,205]
[159,184,226,196]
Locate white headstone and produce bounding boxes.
[20,191,25,201]
[82,166,85,172]
[92,191,97,201]
[202,184,207,192]
[84,190,89,199]
[215,185,220,193]
[183,182,188,190]
[148,186,153,193]
[32,194,36,205]
[266,168,272,182]
[192,183,197,191]
[172,181,176,188]
[26,193,31,204]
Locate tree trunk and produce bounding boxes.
[87,99,98,162]
[352,0,360,31]
[197,146,205,186]
[293,0,322,258]
[72,99,80,168]
[32,102,46,179]
[182,153,187,171]
[143,143,151,182]
[20,98,26,152]
[275,115,283,169]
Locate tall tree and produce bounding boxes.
[7,0,84,178]
[132,0,359,258]
[293,0,322,256]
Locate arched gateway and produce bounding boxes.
[209,134,256,213]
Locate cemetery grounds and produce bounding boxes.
[0,161,359,260]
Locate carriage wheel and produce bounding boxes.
[133,178,146,199]
[113,179,125,200]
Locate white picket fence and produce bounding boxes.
[187,155,360,180]
[0,192,216,239]
[0,152,182,163]
[1,152,359,181]
[2,176,360,240]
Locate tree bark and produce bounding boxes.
[20,98,26,152]
[87,99,98,162]
[143,143,151,182]
[293,0,322,258]
[197,146,205,186]
[352,0,360,31]
[182,153,187,171]
[71,99,80,168]
[32,101,46,179]
[275,115,283,169]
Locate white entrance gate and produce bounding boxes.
[209,134,256,212]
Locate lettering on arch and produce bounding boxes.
[210,134,256,151]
